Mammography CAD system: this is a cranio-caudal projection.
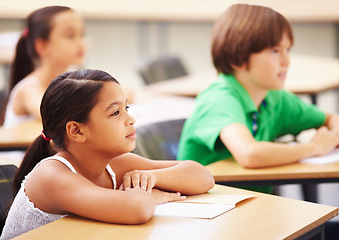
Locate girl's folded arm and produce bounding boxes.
[27,163,156,225]
[111,153,215,195]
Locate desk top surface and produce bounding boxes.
[0,120,41,148]
[12,184,338,240]
[146,54,339,97]
[0,0,338,22]
[207,159,339,182]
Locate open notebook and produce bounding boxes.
[154,193,255,219]
[300,148,339,164]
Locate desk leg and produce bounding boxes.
[310,94,318,105]
[302,184,318,203]
[305,93,318,202]
[294,224,324,240]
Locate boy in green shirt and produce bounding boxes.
[177,4,339,193]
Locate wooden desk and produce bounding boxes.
[0,120,41,150]
[206,159,339,202]
[0,47,15,65]
[206,159,339,185]
[206,159,339,203]
[12,185,338,240]
[146,54,339,104]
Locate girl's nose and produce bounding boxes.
[127,114,136,126]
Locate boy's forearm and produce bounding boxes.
[239,141,319,169]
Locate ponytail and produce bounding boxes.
[9,36,35,91]
[13,135,56,195]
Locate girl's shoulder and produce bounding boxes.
[16,75,40,87]
[27,157,76,184]
[11,75,42,99]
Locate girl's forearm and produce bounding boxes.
[151,160,215,195]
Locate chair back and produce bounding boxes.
[0,90,8,126]
[133,118,186,160]
[0,164,17,234]
[135,54,188,85]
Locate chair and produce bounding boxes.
[135,54,188,85]
[132,118,186,160]
[0,164,17,234]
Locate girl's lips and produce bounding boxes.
[126,131,136,139]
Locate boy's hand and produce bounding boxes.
[310,126,339,156]
[119,170,155,193]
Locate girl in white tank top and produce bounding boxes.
[0,69,214,240]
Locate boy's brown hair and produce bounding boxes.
[212,4,294,74]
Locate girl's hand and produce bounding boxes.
[151,189,186,205]
[119,170,156,193]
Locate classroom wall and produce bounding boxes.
[0,18,339,218]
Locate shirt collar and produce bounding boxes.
[218,73,267,113]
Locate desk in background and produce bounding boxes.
[206,159,339,202]
[146,54,339,105]
[12,184,338,240]
[0,120,41,166]
[0,120,41,151]
[207,159,339,185]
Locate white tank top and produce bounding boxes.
[3,76,38,127]
[0,156,116,240]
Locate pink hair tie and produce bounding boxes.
[41,130,51,142]
[22,28,29,37]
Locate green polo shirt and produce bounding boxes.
[177,73,326,193]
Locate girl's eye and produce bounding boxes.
[111,110,120,116]
[65,31,75,39]
[125,106,130,112]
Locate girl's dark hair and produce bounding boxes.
[9,6,71,91]
[13,69,119,194]
[211,4,294,74]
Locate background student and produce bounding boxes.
[177,4,339,194]
[0,69,214,240]
[2,5,85,127]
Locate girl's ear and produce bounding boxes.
[34,38,48,58]
[65,121,86,143]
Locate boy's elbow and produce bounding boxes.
[237,150,262,169]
